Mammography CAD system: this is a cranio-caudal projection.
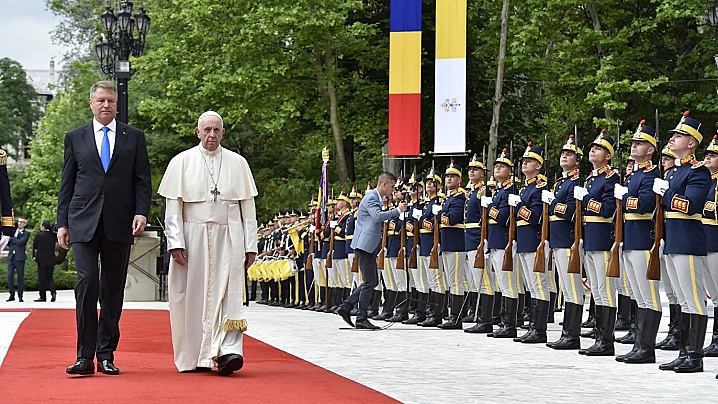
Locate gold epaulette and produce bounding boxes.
[0,149,6,166]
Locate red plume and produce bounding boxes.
[639,119,646,125]
[683,111,690,117]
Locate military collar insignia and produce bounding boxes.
[676,154,695,166]
[590,165,611,177]
[524,175,539,186]
[500,179,513,188]
[712,171,718,180]
[633,161,653,171]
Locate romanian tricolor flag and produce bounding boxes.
[388,0,422,157]
[434,0,466,154]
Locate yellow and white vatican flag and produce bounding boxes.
[433,0,466,154]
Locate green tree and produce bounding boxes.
[0,58,41,152]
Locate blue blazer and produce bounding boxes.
[8,229,30,261]
[350,189,400,254]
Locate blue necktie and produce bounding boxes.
[100,126,111,172]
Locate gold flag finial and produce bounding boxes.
[322,147,330,163]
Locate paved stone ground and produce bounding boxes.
[1,290,716,402]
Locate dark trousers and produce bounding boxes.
[37,263,56,299]
[7,258,25,298]
[72,219,131,361]
[343,248,378,321]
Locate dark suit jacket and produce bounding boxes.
[8,229,30,261]
[57,121,152,244]
[32,230,57,266]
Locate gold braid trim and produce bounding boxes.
[222,319,248,332]
[0,149,7,165]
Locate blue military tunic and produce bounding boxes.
[581,165,618,251]
[344,208,357,256]
[516,175,546,253]
[440,188,467,252]
[703,173,718,253]
[663,154,711,256]
[419,196,440,256]
[332,209,351,260]
[405,200,421,254]
[320,219,331,259]
[549,169,580,249]
[464,183,485,251]
[487,179,519,249]
[621,162,658,251]
[386,214,402,258]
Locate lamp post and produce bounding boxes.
[94,1,150,124]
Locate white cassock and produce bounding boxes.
[158,143,258,372]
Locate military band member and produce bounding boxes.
[465,155,496,334]
[545,135,585,350]
[418,170,447,327]
[613,120,661,363]
[702,136,718,359]
[482,149,521,338]
[511,142,552,344]
[436,161,468,330]
[654,111,711,373]
[574,129,619,356]
[655,145,681,349]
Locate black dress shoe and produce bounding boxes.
[6,297,14,302]
[34,298,46,302]
[334,306,355,327]
[217,354,244,376]
[66,358,95,375]
[18,298,23,302]
[180,367,212,373]
[355,319,380,330]
[97,360,120,375]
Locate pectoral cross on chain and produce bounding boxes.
[211,186,221,202]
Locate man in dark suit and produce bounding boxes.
[32,220,58,302]
[57,81,152,376]
[335,172,408,330]
[7,217,30,302]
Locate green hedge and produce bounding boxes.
[0,257,76,292]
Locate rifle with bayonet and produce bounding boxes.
[647,109,663,281]
[568,128,583,275]
[607,121,623,278]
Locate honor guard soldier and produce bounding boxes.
[702,136,718,359]
[545,135,585,350]
[374,186,404,321]
[436,161,468,329]
[465,155,496,333]
[511,142,552,344]
[418,169,446,327]
[321,199,340,311]
[482,149,521,338]
[385,177,412,323]
[575,129,620,356]
[654,111,712,373]
[613,120,661,363]
[655,145,682,350]
[405,177,429,324]
[331,191,353,311]
[344,186,360,310]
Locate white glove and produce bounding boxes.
[508,194,521,207]
[511,240,517,259]
[573,186,588,201]
[309,225,316,233]
[399,211,409,221]
[431,204,442,215]
[480,196,492,208]
[659,239,665,256]
[329,220,338,229]
[412,208,422,220]
[614,184,628,200]
[483,239,489,254]
[544,240,551,262]
[618,241,623,257]
[541,190,555,204]
[578,239,584,254]
[653,178,669,196]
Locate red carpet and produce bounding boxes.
[0,309,397,403]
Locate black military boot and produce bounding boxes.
[419,293,444,327]
[250,280,258,301]
[674,314,708,373]
[522,299,549,344]
[490,297,518,338]
[702,307,718,357]
[658,304,682,350]
[439,294,465,329]
[367,290,382,318]
[404,292,427,324]
[514,298,537,342]
[548,292,557,323]
[624,309,661,364]
[585,306,616,356]
[615,294,632,331]
[257,282,270,304]
[387,291,409,322]
[617,299,638,343]
[548,302,571,348]
[462,292,478,322]
[616,308,645,362]
[374,290,397,321]
[659,312,690,370]
[492,292,503,325]
[581,296,596,328]
[579,305,604,355]
[516,293,527,329]
[551,302,582,350]
[465,293,495,333]
[655,303,677,348]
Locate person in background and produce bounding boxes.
[32,220,58,302]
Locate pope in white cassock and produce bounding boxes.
[158,111,258,376]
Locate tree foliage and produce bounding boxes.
[0,58,41,151]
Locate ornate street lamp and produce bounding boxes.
[94,1,150,123]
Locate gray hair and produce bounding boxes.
[89,81,117,99]
[198,110,224,128]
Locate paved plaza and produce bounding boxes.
[1,290,715,402]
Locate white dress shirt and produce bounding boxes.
[92,118,117,159]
